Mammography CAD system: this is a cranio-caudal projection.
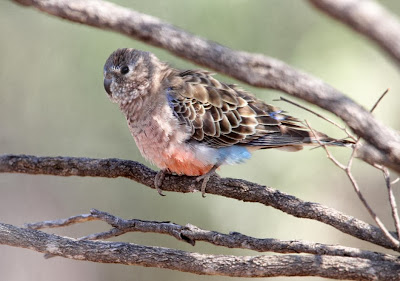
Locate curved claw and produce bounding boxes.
[154,169,168,196]
[195,165,220,197]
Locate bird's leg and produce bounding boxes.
[154,169,169,196]
[195,164,220,197]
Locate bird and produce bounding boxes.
[103,48,352,196]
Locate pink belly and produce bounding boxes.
[162,149,213,176]
[132,122,213,176]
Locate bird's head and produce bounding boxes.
[103,48,159,105]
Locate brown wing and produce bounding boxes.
[166,70,315,149]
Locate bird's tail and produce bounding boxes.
[249,127,355,151]
[308,136,355,147]
[302,129,355,148]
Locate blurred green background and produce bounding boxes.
[1,0,400,280]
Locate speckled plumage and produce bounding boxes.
[103,48,351,196]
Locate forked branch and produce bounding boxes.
[303,89,400,248]
[1,221,398,279]
[0,154,399,252]
[3,0,400,279]
[25,208,398,263]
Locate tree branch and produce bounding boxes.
[1,222,399,279]
[5,1,400,278]
[1,154,399,252]
[25,208,398,263]
[309,0,400,68]
[306,120,400,249]
[11,0,400,172]
[302,90,400,248]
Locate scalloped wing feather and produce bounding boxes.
[166,70,322,149]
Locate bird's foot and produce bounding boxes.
[195,165,220,198]
[154,169,168,196]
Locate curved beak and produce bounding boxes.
[104,78,112,96]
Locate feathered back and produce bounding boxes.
[165,70,337,149]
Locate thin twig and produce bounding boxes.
[380,167,400,240]
[25,214,96,229]
[278,97,356,141]
[24,209,398,262]
[344,152,399,247]
[341,137,389,242]
[304,120,346,169]
[306,120,399,247]
[366,89,400,239]
[304,89,400,247]
[370,89,389,113]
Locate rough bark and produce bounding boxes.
[4,0,400,279]
[1,154,398,252]
[25,209,397,263]
[1,222,400,280]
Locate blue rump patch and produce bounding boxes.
[217,146,251,165]
[269,110,285,121]
[166,88,174,103]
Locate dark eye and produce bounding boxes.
[120,66,129,75]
